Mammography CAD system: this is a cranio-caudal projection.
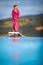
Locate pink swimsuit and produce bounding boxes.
[12,10,19,32]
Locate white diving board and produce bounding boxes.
[8,32,25,37]
[8,32,19,36]
[8,32,19,34]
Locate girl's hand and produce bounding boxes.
[15,10,18,13]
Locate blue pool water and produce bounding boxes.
[0,37,43,65]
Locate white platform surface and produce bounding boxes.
[8,32,19,34]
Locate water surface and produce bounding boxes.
[0,37,43,65]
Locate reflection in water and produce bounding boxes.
[13,53,19,65]
[12,37,19,65]
[12,37,19,43]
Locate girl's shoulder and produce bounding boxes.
[12,10,14,12]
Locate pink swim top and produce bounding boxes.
[12,10,19,20]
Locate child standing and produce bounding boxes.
[12,5,19,32]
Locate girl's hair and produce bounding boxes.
[13,5,18,8]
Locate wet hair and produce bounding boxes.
[13,5,18,8]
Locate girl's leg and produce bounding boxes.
[12,20,15,32]
[15,20,19,32]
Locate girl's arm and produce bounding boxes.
[18,10,19,17]
[12,10,15,17]
[12,10,16,20]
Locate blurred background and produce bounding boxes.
[0,0,43,37]
[0,1,43,65]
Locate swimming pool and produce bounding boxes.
[0,37,43,65]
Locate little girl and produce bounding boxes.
[12,5,19,32]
